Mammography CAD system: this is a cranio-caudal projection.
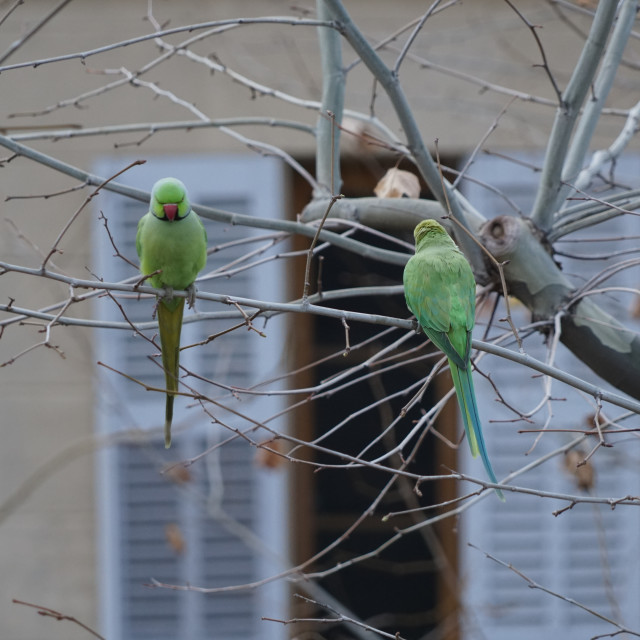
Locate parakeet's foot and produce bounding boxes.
[186,283,198,309]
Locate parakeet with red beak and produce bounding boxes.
[136,177,207,447]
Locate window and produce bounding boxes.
[287,156,460,638]
[459,153,640,638]
[92,155,289,640]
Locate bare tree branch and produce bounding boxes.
[530,1,618,229]
[0,16,338,73]
[559,0,638,207]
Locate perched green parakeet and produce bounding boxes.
[403,219,504,500]
[136,177,208,448]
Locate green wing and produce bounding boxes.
[136,212,148,261]
[195,213,208,273]
[403,249,475,369]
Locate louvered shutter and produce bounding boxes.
[93,156,288,640]
[459,153,640,638]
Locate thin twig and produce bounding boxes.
[302,194,344,301]
[579,393,611,466]
[452,96,517,190]
[341,316,351,355]
[0,133,410,267]
[7,118,315,142]
[0,17,337,73]
[1,259,640,415]
[468,544,640,637]
[12,599,106,640]
[393,0,442,76]
[302,112,344,304]
[5,179,88,201]
[41,159,145,269]
[98,211,138,269]
[502,0,563,105]
[264,593,409,640]
[230,301,267,338]
[0,0,24,29]
[0,295,72,366]
[0,0,74,65]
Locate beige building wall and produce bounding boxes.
[0,1,637,637]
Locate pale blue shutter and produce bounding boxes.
[93,155,288,640]
[459,153,640,638]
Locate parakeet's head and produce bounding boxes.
[150,177,191,222]
[413,219,448,246]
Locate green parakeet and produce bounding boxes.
[136,177,207,448]
[403,219,504,500]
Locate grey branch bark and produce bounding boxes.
[529,1,618,230]
[559,0,638,208]
[306,196,640,401]
[322,0,487,276]
[301,196,445,234]
[313,1,640,402]
[315,0,345,196]
[0,134,408,266]
[481,216,640,401]
[2,4,639,405]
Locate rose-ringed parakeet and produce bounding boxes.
[136,177,207,448]
[403,219,504,500]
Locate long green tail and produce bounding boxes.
[157,297,184,448]
[450,360,505,501]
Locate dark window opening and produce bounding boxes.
[289,155,462,640]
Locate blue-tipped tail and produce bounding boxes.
[450,361,505,501]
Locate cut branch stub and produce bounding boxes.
[481,216,571,322]
[481,215,640,402]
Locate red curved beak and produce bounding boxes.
[163,203,178,221]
